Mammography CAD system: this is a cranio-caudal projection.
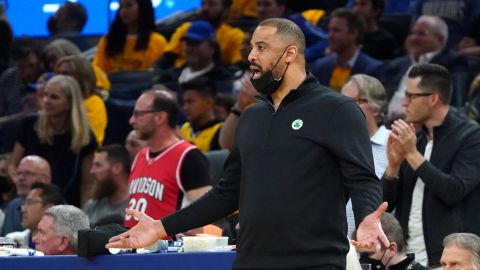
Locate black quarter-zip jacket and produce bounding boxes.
[163,73,382,269]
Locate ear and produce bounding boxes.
[205,96,215,107]
[155,111,168,126]
[111,162,122,175]
[57,235,71,254]
[431,92,441,105]
[285,45,298,63]
[387,241,398,255]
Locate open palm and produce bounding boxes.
[106,209,166,249]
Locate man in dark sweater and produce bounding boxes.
[108,18,389,269]
[383,63,480,268]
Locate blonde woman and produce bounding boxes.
[9,75,97,206]
[56,55,107,145]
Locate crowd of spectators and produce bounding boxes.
[0,0,479,267]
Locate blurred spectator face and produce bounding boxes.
[182,90,214,124]
[55,61,73,76]
[33,215,62,255]
[125,130,147,159]
[129,93,158,140]
[328,16,358,53]
[441,244,476,270]
[184,39,215,70]
[90,151,117,199]
[342,81,376,123]
[119,0,139,26]
[201,0,225,25]
[257,0,286,21]
[352,0,378,22]
[16,52,41,84]
[21,188,50,231]
[90,152,112,182]
[407,20,443,58]
[43,51,59,72]
[42,81,71,118]
[14,158,49,197]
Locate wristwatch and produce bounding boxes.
[230,107,242,116]
[384,174,399,181]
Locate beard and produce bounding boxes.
[92,179,117,200]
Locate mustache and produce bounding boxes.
[249,61,263,72]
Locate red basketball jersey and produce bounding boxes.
[124,140,196,228]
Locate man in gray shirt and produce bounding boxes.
[83,144,130,227]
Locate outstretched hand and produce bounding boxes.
[106,209,166,249]
[351,202,390,253]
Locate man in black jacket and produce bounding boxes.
[383,63,480,268]
[108,18,389,270]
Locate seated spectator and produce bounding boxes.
[6,182,64,248]
[310,8,384,91]
[383,64,480,267]
[41,39,110,91]
[33,205,89,255]
[93,0,167,73]
[351,0,398,60]
[412,0,480,48]
[341,74,390,237]
[55,55,108,146]
[153,20,233,86]
[8,75,97,207]
[124,130,147,160]
[47,1,91,51]
[83,144,130,227]
[2,155,50,236]
[441,233,480,270]
[358,213,428,270]
[124,90,211,228]
[180,78,223,152]
[159,0,245,69]
[385,15,468,121]
[256,0,288,21]
[0,37,43,118]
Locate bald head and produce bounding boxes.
[15,155,51,197]
[258,18,306,55]
[21,156,51,180]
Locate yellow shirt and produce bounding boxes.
[329,66,352,92]
[301,9,326,25]
[84,95,107,146]
[166,22,245,67]
[93,32,167,73]
[180,121,223,152]
[92,64,111,90]
[229,0,257,19]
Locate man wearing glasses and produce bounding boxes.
[6,182,64,248]
[123,90,211,229]
[383,63,480,268]
[1,155,50,236]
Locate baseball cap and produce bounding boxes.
[182,20,215,42]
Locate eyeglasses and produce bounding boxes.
[404,91,434,103]
[23,198,43,206]
[131,109,161,118]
